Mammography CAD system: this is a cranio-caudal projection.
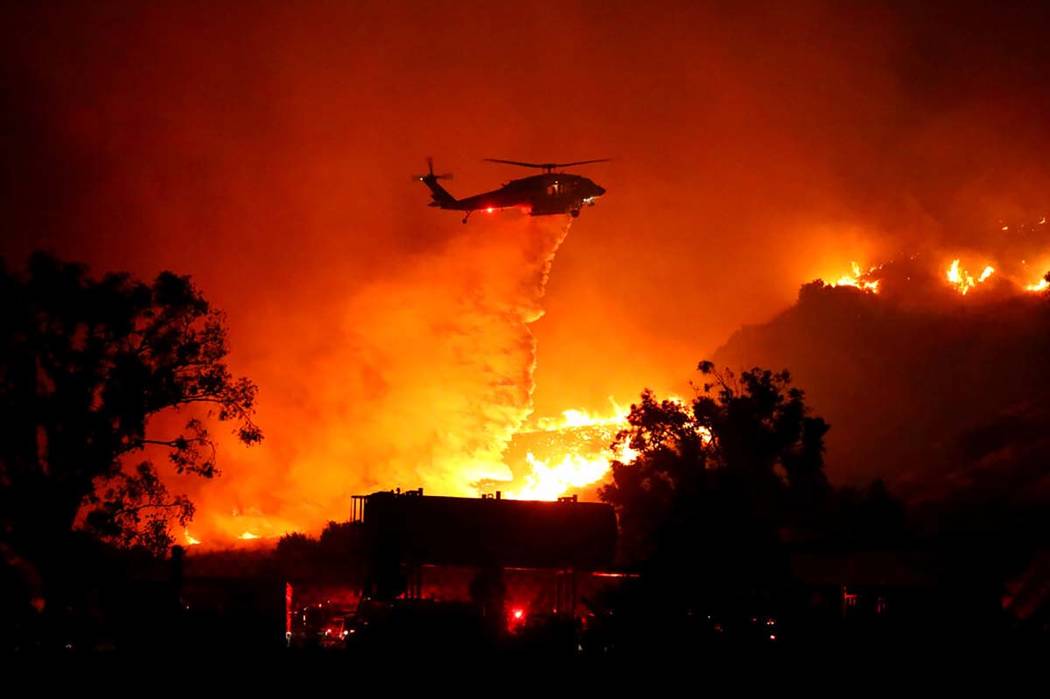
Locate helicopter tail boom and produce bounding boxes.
[423,178,457,208]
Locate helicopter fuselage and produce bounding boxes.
[423,172,606,220]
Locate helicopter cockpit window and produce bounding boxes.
[546,181,560,196]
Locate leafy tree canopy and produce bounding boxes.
[600,361,830,578]
[0,252,262,554]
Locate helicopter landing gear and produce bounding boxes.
[570,209,580,218]
[462,210,473,224]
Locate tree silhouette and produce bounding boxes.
[275,522,366,584]
[0,252,262,555]
[600,361,830,600]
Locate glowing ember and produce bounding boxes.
[1027,278,1050,292]
[239,531,260,540]
[184,530,201,546]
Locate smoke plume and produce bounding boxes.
[187,217,572,539]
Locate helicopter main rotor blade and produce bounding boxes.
[554,158,611,168]
[484,158,611,171]
[484,159,551,169]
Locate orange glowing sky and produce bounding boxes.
[5,1,1050,542]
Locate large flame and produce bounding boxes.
[827,261,881,293]
[946,258,996,295]
[498,404,639,501]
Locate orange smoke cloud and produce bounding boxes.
[7,2,1050,547]
[187,217,575,542]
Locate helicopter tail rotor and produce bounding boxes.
[415,156,458,207]
[413,156,453,182]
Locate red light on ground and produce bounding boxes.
[507,606,527,632]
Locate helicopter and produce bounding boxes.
[415,158,608,223]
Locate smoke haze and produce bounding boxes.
[5,1,1050,539]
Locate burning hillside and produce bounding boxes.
[714,251,1050,503]
[818,254,1049,301]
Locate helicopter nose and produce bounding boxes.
[595,185,606,196]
